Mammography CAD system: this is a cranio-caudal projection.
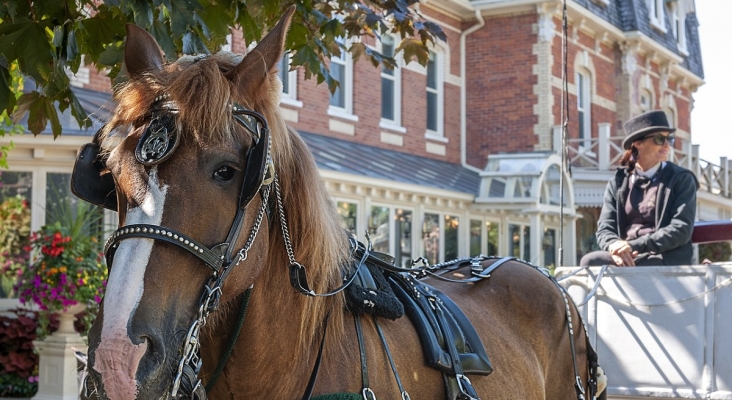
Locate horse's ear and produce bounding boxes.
[227,5,296,98]
[124,24,164,78]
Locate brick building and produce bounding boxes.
[3,0,731,277]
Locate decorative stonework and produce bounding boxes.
[621,42,638,75]
[532,5,557,151]
[537,10,555,42]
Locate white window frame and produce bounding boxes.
[671,2,688,54]
[576,70,592,149]
[507,222,531,261]
[379,34,403,131]
[649,0,667,32]
[639,89,653,113]
[279,52,302,108]
[327,38,357,121]
[425,50,445,141]
[469,217,501,257]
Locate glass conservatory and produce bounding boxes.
[474,152,579,268]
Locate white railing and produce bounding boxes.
[554,124,732,199]
[557,264,732,400]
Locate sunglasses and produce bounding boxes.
[645,133,675,146]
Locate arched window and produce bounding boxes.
[665,107,676,130]
[640,89,653,113]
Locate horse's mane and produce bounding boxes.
[103,52,351,355]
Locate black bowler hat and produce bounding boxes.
[622,110,676,150]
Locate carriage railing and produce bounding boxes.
[554,124,732,199]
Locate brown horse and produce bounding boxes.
[79,7,605,400]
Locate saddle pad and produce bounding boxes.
[388,272,493,376]
[345,257,404,320]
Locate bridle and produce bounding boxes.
[73,99,275,399]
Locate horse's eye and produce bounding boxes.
[213,166,237,182]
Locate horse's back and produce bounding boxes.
[427,260,584,399]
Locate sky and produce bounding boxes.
[690,0,732,163]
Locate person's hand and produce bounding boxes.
[608,240,637,267]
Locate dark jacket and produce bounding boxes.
[596,162,699,265]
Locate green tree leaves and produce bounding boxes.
[0,0,444,140]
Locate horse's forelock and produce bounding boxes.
[104,54,252,149]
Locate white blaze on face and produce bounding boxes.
[94,169,167,400]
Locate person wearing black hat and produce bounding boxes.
[580,110,699,267]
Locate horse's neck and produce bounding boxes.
[202,269,329,397]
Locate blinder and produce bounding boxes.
[71,133,118,211]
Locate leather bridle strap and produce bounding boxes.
[301,314,330,400]
[354,314,376,400]
[373,316,410,399]
[104,224,225,273]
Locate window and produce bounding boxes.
[422,213,440,265]
[426,50,444,137]
[337,201,358,234]
[395,209,412,267]
[665,108,676,129]
[46,173,104,238]
[444,215,459,261]
[470,219,500,257]
[576,70,592,148]
[364,205,414,267]
[649,0,666,31]
[368,206,391,254]
[421,212,460,264]
[470,220,481,256]
[328,38,354,116]
[640,90,652,113]
[0,171,33,299]
[509,224,531,261]
[279,52,300,106]
[670,3,687,53]
[380,35,401,126]
[543,228,557,270]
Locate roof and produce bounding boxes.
[573,0,703,78]
[300,131,481,195]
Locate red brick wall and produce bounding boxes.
[551,27,621,142]
[71,11,696,168]
[284,8,465,163]
[465,13,538,168]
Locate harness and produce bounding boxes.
[72,101,602,400]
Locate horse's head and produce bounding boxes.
[79,7,332,399]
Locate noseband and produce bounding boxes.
[73,101,273,399]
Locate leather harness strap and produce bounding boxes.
[373,316,410,399]
[301,314,331,400]
[354,314,375,400]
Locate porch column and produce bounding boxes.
[32,334,86,400]
[563,213,578,267]
[598,123,610,170]
[530,212,542,266]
